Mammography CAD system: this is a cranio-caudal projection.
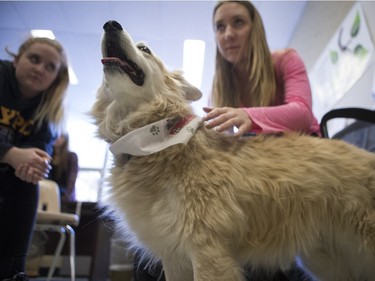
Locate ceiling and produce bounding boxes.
[0,0,307,119]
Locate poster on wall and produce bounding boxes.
[309,2,374,120]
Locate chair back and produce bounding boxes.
[320,107,375,138]
[38,179,61,213]
[35,179,78,281]
[320,107,375,152]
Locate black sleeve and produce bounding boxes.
[0,143,13,161]
[0,61,14,160]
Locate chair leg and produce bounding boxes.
[47,227,66,281]
[66,225,76,281]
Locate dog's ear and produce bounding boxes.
[184,83,202,102]
[171,71,202,101]
[175,73,202,101]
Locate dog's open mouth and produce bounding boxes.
[102,49,145,86]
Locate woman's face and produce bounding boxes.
[14,42,62,98]
[214,2,252,65]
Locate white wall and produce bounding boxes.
[289,1,375,122]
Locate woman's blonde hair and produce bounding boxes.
[6,37,69,130]
[212,0,276,108]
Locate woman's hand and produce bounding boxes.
[203,107,252,137]
[2,147,51,184]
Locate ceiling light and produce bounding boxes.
[68,65,79,85]
[30,29,56,40]
[183,39,205,89]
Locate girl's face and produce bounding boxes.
[14,42,62,98]
[214,2,252,65]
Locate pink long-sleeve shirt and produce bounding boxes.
[242,49,321,136]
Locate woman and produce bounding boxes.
[203,0,320,138]
[204,1,318,280]
[49,133,79,203]
[0,36,69,281]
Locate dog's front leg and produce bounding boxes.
[162,257,194,281]
[191,248,245,281]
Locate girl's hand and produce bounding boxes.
[203,107,252,137]
[2,147,51,183]
[15,164,46,184]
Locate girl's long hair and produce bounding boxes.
[6,37,69,131]
[212,0,276,108]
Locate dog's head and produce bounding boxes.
[91,20,202,143]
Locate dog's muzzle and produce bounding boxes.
[101,20,145,86]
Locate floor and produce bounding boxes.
[28,271,107,281]
[30,278,90,281]
[29,274,129,281]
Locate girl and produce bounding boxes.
[0,36,69,281]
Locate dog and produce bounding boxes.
[91,20,375,281]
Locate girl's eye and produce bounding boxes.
[46,63,57,72]
[138,45,151,55]
[28,54,40,64]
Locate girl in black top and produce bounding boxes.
[0,37,69,281]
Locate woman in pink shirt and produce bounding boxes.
[134,1,317,281]
[203,0,320,138]
[204,1,317,280]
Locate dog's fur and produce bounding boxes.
[91,21,375,281]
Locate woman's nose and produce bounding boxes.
[224,26,235,40]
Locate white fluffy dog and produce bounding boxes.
[91,20,375,281]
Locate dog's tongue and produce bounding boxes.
[102,57,134,73]
[101,56,144,86]
[102,57,123,65]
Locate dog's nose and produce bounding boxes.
[103,20,123,32]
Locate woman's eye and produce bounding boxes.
[215,23,225,32]
[234,18,245,27]
[138,46,151,55]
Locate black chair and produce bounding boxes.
[320,107,375,152]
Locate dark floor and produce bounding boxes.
[29,274,129,281]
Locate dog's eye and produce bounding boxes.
[138,46,151,55]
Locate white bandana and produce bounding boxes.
[109,115,202,156]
